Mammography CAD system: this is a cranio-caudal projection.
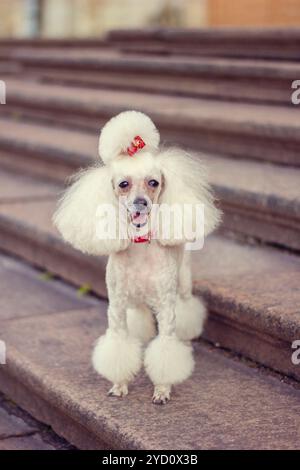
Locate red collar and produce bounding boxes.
[132,233,151,244]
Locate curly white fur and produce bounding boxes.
[99,110,160,165]
[144,335,195,385]
[53,111,221,404]
[53,166,130,255]
[175,295,207,341]
[92,329,142,384]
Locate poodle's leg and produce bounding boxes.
[144,292,194,405]
[127,305,156,344]
[152,384,171,405]
[92,297,142,397]
[108,382,128,397]
[178,250,192,299]
[175,295,207,341]
[176,249,207,341]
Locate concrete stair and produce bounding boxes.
[3,78,300,167]
[0,168,299,383]
[108,27,300,60]
[0,395,73,450]
[3,308,300,450]
[0,38,108,51]
[0,119,298,251]
[2,49,299,105]
[0,252,299,449]
[0,62,20,75]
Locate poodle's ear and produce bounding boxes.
[155,148,221,246]
[53,166,130,256]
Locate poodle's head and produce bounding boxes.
[53,111,221,255]
[110,151,162,236]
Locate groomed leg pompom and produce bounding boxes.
[144,335,194,386]
[175,295,207,341]
[92,329,142,384]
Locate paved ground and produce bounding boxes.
[0,391,75,450]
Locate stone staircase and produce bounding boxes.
[0,29,300,450]
[2,49,300,105]
[3,78,300,166]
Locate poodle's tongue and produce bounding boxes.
[131,211,148,225]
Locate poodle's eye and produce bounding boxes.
[148,179,159,188]
[119,180,129,189]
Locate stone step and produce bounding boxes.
[0,406,36,439]
[0,120,298,250]
[108,27,300,60]
[0,168,299,381]
[4,49,299,105]
[2,29,300,61]
[0,169,107,298]
[0,252,102,448]
[1,304,300,449]
[3,78,300,166]
[0,392,74,449]
[0,62,20,74]
[0,244,99,322]
[0,434,56,450]
[0,38,108,50]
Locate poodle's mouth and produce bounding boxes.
[125,197,152,229]
[130,211,149,228]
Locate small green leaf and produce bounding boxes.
[39,271,54,281]
[77,284,92,296]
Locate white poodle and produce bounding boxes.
[54,111,221,405]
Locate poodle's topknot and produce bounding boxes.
[98,110,160,165]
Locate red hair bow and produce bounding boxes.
[127,135,145,156]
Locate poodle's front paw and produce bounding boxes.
[108,383,128,398]
[152,385,171,405]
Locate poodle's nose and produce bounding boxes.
[133,197,148,208]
